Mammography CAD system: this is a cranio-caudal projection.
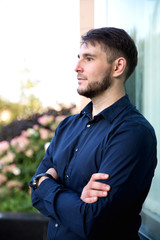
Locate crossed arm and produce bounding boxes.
[38,168,110,203]
[31,123,156,239]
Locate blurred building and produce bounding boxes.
[80,0,160,239]
[79,0,94,109]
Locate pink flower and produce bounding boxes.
[39,128,51,140]
[33,124,39,130]
[55,115,66,123]
[7,151,15,162]
[38,115,54,126]
[6,180,23,190]
[25,149,34,157]
[22,128,37,138]
[21,130,31,138]
[0,174,7,185]
[10,135,30,152]
[2,164,21,175]
[0,141,10,155]
[0,151,15,165]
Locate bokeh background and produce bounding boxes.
[0,1,160,239]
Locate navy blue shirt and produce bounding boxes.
[30,95,157,240]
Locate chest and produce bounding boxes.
[52,119,111,193]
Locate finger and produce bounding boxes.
[86,189,109,198]
[91,173,109,181]
[82,196,98,204]
[89,181,110,191]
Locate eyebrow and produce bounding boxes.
[78,53,97,58]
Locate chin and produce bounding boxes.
[77,89,91,99]
[77,88,86,96]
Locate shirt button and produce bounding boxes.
[55,223,59,228]
[75,148,78,152]
[87,124,91,128]
[66,174,70,179]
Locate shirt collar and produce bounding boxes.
[80,95,131,123]
[80,101,93,120]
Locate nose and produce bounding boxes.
[74,59,83,73]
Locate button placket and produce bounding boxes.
[65,146,80,184]
[55,223,59,228]
[65,172,70,182]
[65,165,72,183]
[66,174,70,179]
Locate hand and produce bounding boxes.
[46,168,58,180]
[38,168,58,187]
[80,173,110,204]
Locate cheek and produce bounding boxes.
[89,70,105,82]
[86,68,100,80]
[85,63,109,82]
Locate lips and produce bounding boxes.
[77,74,87,80]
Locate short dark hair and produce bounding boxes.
[81,27,138,81]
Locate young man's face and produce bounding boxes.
[75,42,113,99]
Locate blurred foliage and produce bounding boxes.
[0,96,42,127]
[0,71,42,127]
[0,107,74,212]
[0,66,77,212]
[0,188,34,212]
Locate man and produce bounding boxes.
[30,27,157,240]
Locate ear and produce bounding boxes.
[112,57,126,78]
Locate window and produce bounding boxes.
[95,0,160,239]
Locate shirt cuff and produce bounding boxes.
[34,178,62,200]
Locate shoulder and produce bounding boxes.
[110,106,157,146]
[56,114,80,130]
[122,120,156,144]
[116,120,157,153]
[124,108,156,142]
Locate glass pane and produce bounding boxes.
[95,0,160,237]
[142,0,160,215]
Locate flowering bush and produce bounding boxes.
[0,113,67,212]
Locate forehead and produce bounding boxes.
[79,42,106,57]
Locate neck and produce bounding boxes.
[91,85,125,116]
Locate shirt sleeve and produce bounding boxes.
[31,122,157,239]
[30,134,57,214]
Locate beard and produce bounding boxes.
[77,72,112,99]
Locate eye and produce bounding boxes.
[87,57,93,62]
